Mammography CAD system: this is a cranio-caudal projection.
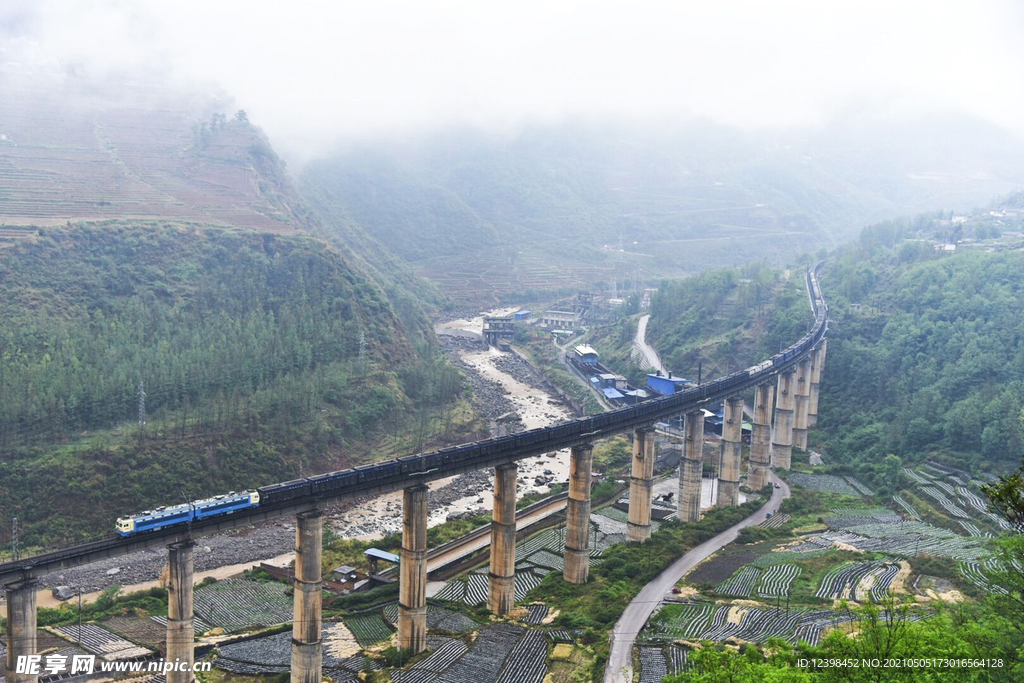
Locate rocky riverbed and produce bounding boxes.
[36,523,296,593]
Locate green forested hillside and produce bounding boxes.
[0,224,472,545]
[817,232,1024,479]
[631,264,811,380]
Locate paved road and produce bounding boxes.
[633,314,665,373]
[603,472,792,683]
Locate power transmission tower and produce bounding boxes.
[138,380,147,427]
[358,330,367,363]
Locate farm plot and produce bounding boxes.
[522,604,548,625]
[435,569,545,605]
[391,639,470,683]
[546,630,575,644]
[986,511,1014,532]
[866,563,901,601]
[217,630,380,675]
[816,561,888,600]
[758,564,801,599]
[427,606,478,633]
[466,573,489,605]
[344,612,393,647]
[825,507,901,529]
[433,578,468,603]
[647,603,841,646]
[104,615,166,647]
[924,462,971,483]
[751,548,833,566]
[149,615,212,635]
[686,549,759,586]
[785,536,836,552]
[759,513,791,529]
[635,646,668,683]
[50,624,152,660]
[652,603,713,639]
[844,477,874,496]
[434,623,526,683]
[920,487,970,519]
[667,645,689,674]
[958,521,990,538]
[524,549,564,571]
[788,473,860,496]
[793,610,853,646]
[716,566,761,597]
[957,487,988,514]
[826,517,987,561]
[696,605,732,640]
[960,560,1009,595]
[495,629,547,683]
[216,658,287,676]
[194,578,293,633]
[893,495,920,520]
[903,468,932,485]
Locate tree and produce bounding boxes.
[881,454,902,495]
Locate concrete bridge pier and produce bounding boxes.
[628,426,656,542]
[748,382,774,490]
[808,340,827,425]
[772,368,796,470]
[678,411,704,522]
[5,579,38,683]
[717,396,743,507]
[166,540,196,683]
[399,485,428,652]
[489,464,518,614]
[792,358,812,450]
[564,444,593,584]
[291,511,323,683]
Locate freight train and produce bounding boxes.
[115,265,828,537]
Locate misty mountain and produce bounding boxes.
[301,116,1024,302]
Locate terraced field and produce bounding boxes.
[920,487,971,519]
[758,564,801,599]
[788,473,861,496]
[892,495,920,520]
[650,602,848,646]
[715,566,761,598]
[0,73,298,233]
[816,560,891,600]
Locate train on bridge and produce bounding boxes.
[115,266,827,538]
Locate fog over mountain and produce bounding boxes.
[3,1,1023,163]
[4,1,1023,300]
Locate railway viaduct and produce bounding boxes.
[2,268,829,683]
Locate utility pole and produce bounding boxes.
[12,517,19,561]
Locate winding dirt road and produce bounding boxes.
[603,472,791,683]
[633,314,665,373]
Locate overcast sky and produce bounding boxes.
[3,0,1023,163]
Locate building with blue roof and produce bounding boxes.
[647,372,691,396]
